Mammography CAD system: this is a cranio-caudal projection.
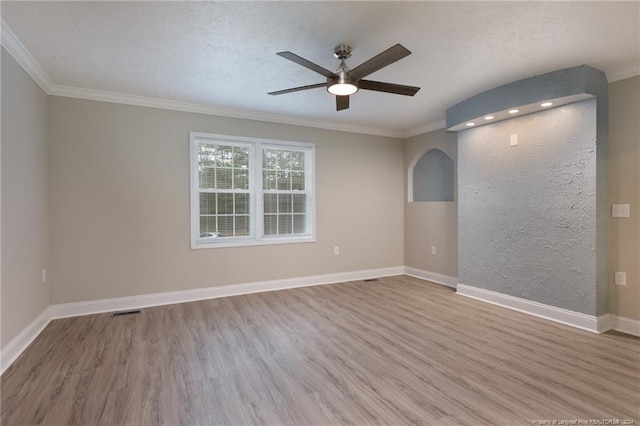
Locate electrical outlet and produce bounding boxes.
[431,246,436,256]
[333,246,340,256]
[614,271,627,286]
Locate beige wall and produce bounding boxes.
[1,49,50,348]
[48,96,404,304]
[608,75,640,320]
[403,129,458,278]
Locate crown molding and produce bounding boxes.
[606,65,640,83]
[401,120,447,138]
[1,18,54,92]
[47,84,405,138]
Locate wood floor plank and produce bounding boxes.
[2,276,639,425]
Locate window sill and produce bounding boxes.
[191,235,315,250]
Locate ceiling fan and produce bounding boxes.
[268,44,420,111]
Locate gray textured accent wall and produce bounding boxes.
[412,149,454,202]
[458,100,599,314]
[453,65,608,316]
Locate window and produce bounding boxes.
[190,132,315,248]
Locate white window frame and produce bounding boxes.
[190,132,316,249]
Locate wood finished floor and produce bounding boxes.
[2,276,639,425]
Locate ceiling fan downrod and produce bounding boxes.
[329,45,358,96]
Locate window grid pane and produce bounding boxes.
[264,214,277,235]
[263,170,276,190]
[293,194,306,213]
[199,168,216,189]
[235,193,249,215]
[278,194,292,213]
[235,215,250,236]
[277,215,292,235]
[291,151,305,170]
[264,193,277,214]
[293,214,306,234]
[216,168,232,189]
[199,193,216,215]
[291,171,305,190]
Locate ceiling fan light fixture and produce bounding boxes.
[327,72,358,96]
[328,82,358,96]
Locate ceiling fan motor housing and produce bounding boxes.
[333,45,353,60]
[328,64,357,93]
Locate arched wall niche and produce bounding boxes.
[409,148,454,202]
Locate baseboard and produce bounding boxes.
[1,307,52,374]
[607,314,640,337]
[596,313,612,334]
[50,266,405,319]
[404,267,457,288]
[456,283,600,333]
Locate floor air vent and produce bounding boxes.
[363,278,378,282]
[112,310,141,317]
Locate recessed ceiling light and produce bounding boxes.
[508,109,519,114]
[484,115,494,120]
[541,102,553,107]
[466,122,475,127]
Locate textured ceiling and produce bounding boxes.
[2,1,639,136]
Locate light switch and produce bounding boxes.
[510,134,518,147]
[615,271,627,286]
[612,204,630,218]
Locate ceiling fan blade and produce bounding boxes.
[359,80,420,96]
[348,44,412,80]
[277,51,337,78]
[268,83,327,96]
[336,95,349,111]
